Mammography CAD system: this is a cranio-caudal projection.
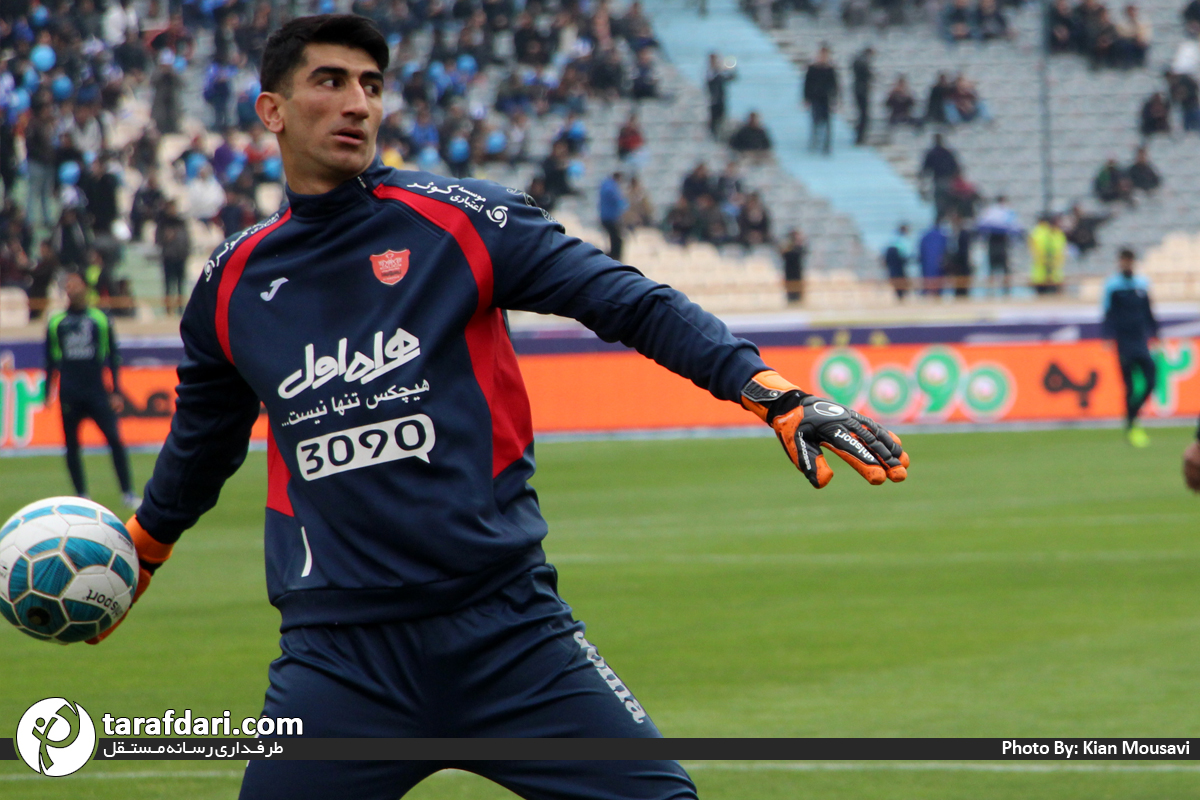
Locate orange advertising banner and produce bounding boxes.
[1,340,1196,451]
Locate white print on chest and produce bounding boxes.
[279,327,420,399]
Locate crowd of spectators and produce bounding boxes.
[0,0,675,318]
[1093,145,1161,204]
[657,160,776,249]
[1048,0,1152,68]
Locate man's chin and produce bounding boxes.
[320,149,375,182]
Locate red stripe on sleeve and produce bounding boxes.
[266,426,295,516]
[373,184,530,476]
[214,210,292,364]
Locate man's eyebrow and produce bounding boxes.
[307,65,385,84]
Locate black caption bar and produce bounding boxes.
[20,738,1177,761]
[0,738,1193,761]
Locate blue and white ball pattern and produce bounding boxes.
[0,497,138,644]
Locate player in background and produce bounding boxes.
[44,272,137,508]
[91,15,909,800]
[1102,247,1159,447]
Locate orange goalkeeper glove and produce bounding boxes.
[742,370,910,488]
[86,515,173,644]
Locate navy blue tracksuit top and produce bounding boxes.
[136,162,768,629]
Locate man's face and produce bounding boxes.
[257,43,384,192]
[64,273,88,306]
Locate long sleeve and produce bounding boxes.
[136,266,262,544]
[477,184,768,402]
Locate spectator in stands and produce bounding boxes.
[150,51,183,135]
[1073,0,1106,60]
[52,206,93,273]
[1029,214,1067,294]
[924,72,953,126]
[624,177,655,229]
[204,57,238,130]
[947,169,982,219]
[946,74,990,124]
[1048,0,1078,53]
[554,112,589,156]
[1090,8,1120,68]
[1094,157,1134,203]
[187,163,226,232]
[706,52,737,138]
[599,171,629,262]
[682,162,716,203]
[1062,203,1110,256]
[943,0,975,42]
[25,104,57,231]
[1140,91,1171,136]
[525,175,555,213]
[803,45,839,154]
[631,48,661,100]
[212,132,239,184]
[729,112,773,161]
[885,75,919,132]
[129,125,161,178]
[1167,69,1200,131]
[919,220,948,296]
[1172,22,1200,79]
[851,47,873,145]
[82,156,121,238]
[1114,4,1151,68]
[1186,0,1200,28]
[663,196,698,245]
[695,195,730,244]
[976,195,1022,294]
[244,125,280,183]
[540,140,577,205]
[715,161,745,206]
[409,105,440,153]
[1127,145,1161,192]
[977,0,1013,40]
[737,191,772,248]
[780,229,807,304]
[592,48,627,101]
[26,240,59,321]
[920,134,961,220]
[617,112,645,161]
[882,223,911,300]
[945,211,973,298]
[156,198,189,317]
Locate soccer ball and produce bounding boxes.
[0,497,138,644]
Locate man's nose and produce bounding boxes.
[343,83,370,118]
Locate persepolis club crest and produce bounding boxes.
[370,249,410,285]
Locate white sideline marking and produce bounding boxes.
[681,761,1200,774]
[552,550,1200,567]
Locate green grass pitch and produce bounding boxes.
[2,427,1199,798]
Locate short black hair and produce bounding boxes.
[1119,247,1137,260]
[260,14,389,95]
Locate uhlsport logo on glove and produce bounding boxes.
[15,697,97,776]
[811,401,845,417]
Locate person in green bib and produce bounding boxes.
[44,271,136,508]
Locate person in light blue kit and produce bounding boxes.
[1102,247,1159,447]
[92,14,909,800]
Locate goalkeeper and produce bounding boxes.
[100,13,909,800]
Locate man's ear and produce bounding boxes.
[256,92,285,134]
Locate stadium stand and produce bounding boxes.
[757,0,1200,290]
[5,0,1200,327]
